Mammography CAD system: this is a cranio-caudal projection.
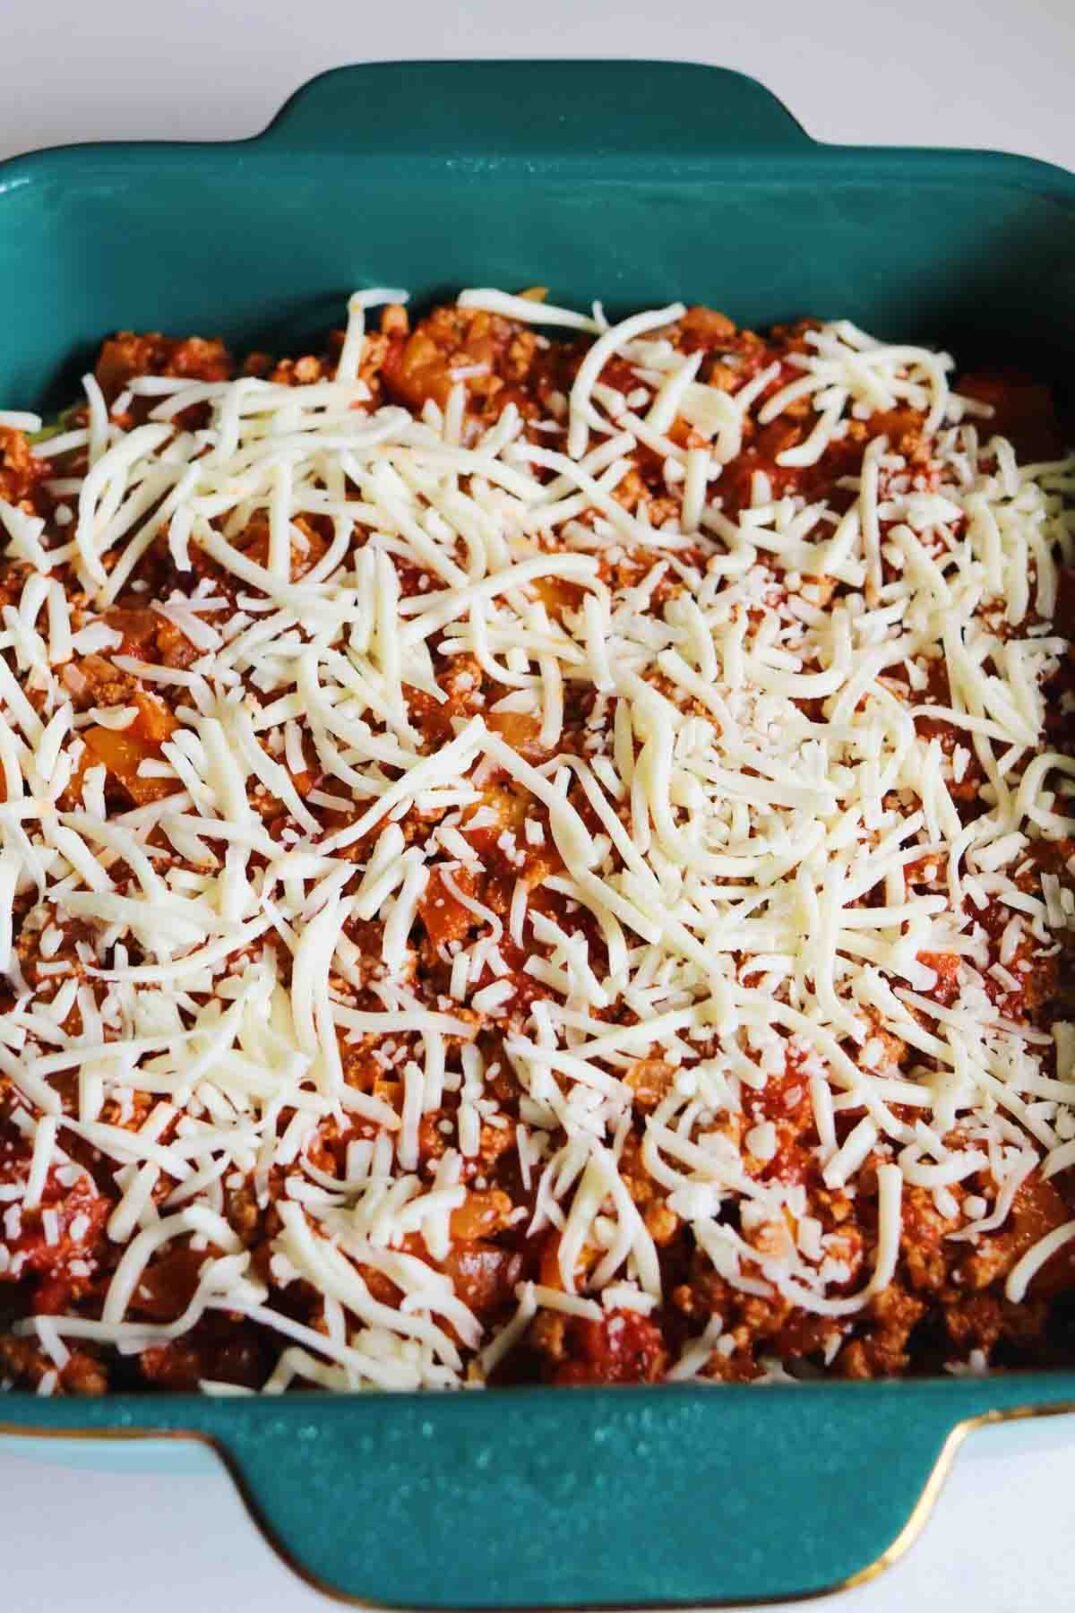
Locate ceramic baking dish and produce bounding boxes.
[3,58,1075,1611]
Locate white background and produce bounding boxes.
[2,0,1075,1608]
[2,0,1075,166]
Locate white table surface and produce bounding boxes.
[3,1,1075,1608]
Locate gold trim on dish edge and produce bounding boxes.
[2,1398,1074,1613]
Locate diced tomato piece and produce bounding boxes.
[419,866,478,947]
[131,688,177,744]
[6,1173,109,1287]
[442,1240,523,1319]
[128,1245,209,1323]
[138,1323,268,1390]
[449,1189,515,1241]
[484,711,543,753]
[81,690,178,804]
[1009,1179,1075,1299]
[554,1309,667,1384]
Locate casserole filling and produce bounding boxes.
[1,289,1074,1392]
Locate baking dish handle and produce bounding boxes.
[5,1373,1074,1606]
[212,1376,1075,1604]
[260,59,812,158]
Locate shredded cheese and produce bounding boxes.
[1,289,1073,1393]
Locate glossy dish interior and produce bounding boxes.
[3,58,1075,1611]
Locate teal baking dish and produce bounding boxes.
[3,58,1075,1611]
